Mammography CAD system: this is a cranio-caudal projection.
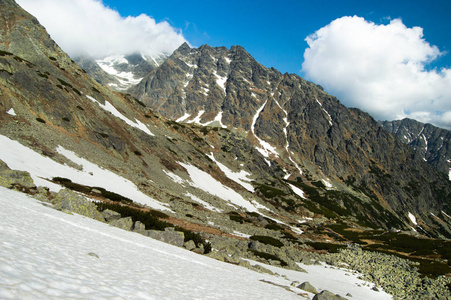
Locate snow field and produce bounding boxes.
[0,135,169,212]
[0,187,303,300]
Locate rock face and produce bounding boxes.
[146,228,185,247]
[53,189,104,221]
[380,118,451,179]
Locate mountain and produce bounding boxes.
[1,0,451,298]
[74,52,167,91]
[130,43,451,237]
[380,118,451,180]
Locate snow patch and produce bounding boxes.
[179,162,258,212]
[408,212,418,225]
[251,101,279,158]
[7,108,16,116]
[207,153,254,192]
[185,193,222,212]
[0,135,169,211]
[86,95,154,136]
[96,55,143,90]
[214,70,227,93]
[316,98,333,126]
[288,184,306,199]
[176,113,191,123]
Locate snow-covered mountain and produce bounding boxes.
[1,0,451,298]
[75,52,168,91]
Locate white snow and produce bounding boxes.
[246,260,392,300]
[441,210,451,219]
[232,231,252,238]
[86,95,154,136]
[408,212,418,225]
[213,70,227,93]
[251,101,279,158]
[316,98,333,126]
[0,135,169,212]
[187,110,206,125]
[96,55,143,90]
[163,170,186,185]
[212,111,227,128]
[207,153,254,192]
[6,108,16,116]
[0,187,304,300]
[224,57,232,64]
[288,183,306,199]
[185,193,222,212]
[176,113,191,123]
[179,162,259,212]
[322,179,333,189]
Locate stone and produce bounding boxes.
[53,189,104,221]
[0,160,35,189]
[109,217,133,231]
[312,290,348,300]
[133,221,146,233]
[184,240,196,251]
[248,240,262,251]
[297,281,318,294]
[102,209,121,222]
[147,229,185,247]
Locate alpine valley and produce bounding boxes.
[1,0,451,299]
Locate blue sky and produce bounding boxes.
[101,0,451,75]
[16,0,451,129]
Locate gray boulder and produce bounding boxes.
[0,160,35,189]
[147,228,185,247]
[297,281,318,294]
[313,290,348,300]
[109,217,134,231]
[102,209,121,222]
[133,221,146,234]
[184,240,196,251]
[53,189,104,221]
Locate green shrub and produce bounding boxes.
[72,87,81,95]
[92,86,100,93]
[36,117,46,123]
[250,235,284,248]
[248,249,287,266]
[62,117,70,122]
[49,56,57,61]
[0,50,13,56]
[57,78,72,87]
[76,105,84,111]
[134,150,142,156]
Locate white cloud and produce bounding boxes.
[302,16,451,130]
[16,0,187,58]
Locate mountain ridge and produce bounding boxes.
[1,1,451,298]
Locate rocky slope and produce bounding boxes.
[1,1,451,298]
[380,118,451,180]
[130,43,451,238]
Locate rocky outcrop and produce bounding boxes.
[380,118,451,177]
[0,160,35,189]
[53,189,104,221]
[313,291,347,300]
[146,228,185,247]
[297,281,318,294]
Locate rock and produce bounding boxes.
[297,281,318,294]
[248,240,262,251]
[109,217,133,231]
[184,240,196,251]
[0,160,35,189]
[133,221,146,233]
[312,290,347,300]
[102,209,121,222]
[53,189,104,221]
[147,229,185,247]
[87,252,99,259]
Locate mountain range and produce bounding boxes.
[1,0,451,298]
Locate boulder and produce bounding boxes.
[109,217,134,231]
[184,240,196,251]
[133,221,146,234]
[102,209,121,222]
[297,281,318,294]
[147,229,185,247]
[0,160,35,189]
[313,290,348,300]
[53,189,104,221]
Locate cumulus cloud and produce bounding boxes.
[16,0,187,58]
[302,16,451,129]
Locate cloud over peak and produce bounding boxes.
[302,16,451,129]
[16,0,187,58]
